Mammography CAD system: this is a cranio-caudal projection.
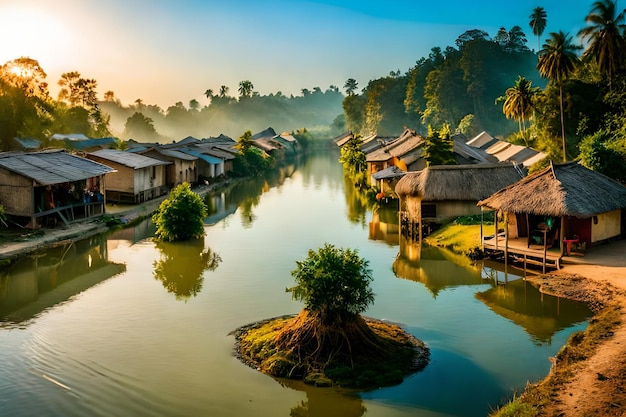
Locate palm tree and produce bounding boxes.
[537,31,581,161]
[529,7,548,52]
[343,78,358,96]
[497,76,540,144]
[578,0,626,86]
[219,85,229,97]
[238,80,254,99]
[204,89,213,99]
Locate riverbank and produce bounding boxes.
[487,241,626,417]
[0,179,237,262]
[425,224,626,416]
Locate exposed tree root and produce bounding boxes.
[233,310,429,388]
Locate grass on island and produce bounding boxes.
[234,312,429,389]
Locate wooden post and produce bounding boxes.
[504,212,509,283]
[542,228,547,274]
[480,208,484,250]
[494,211,499,250]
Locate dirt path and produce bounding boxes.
[523,243,626,417]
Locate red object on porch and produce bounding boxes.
[563,238,579,255]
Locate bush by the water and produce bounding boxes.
[152,182,207,241]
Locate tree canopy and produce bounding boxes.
[287,243,374,321]
[152,182,207,241]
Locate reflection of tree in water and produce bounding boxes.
[153,239,221,300]
[343,175,371,226]
[284,380,366,417]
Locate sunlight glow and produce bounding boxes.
[0,6,70,65]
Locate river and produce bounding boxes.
[0,150,591,417]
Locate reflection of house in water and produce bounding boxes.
[393,237,483,297]
[107,219,156,244]
[475,278,591,344]
[368,207,400,245]
[0,236,125,323]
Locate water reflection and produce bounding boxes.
[475,278,592,345]
[152,239,221,300]
[393,236,484,297]
[343,175,368,226]
[368,206,400,245]
[0,236,125,324]
[205,162,298,227]
[281,380,366,417]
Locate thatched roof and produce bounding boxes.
[395,163,523,201]
[478,162,626,217]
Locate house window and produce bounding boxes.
[422,203,437,218]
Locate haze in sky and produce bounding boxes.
[0,0,597,108]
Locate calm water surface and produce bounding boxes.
[0,151,591,417]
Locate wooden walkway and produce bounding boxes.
[483,235,562,272]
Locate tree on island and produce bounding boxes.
[235,243,429,388]
[152,182,207,241]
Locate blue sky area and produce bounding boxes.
[0,0,600,107]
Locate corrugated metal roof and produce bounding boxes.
[152,149,197,161]
[194,145,237,160]
[178,149,222,164]
[13,137,41,150]
[0,149,115,185]
[89,149,170,169]
[70,137,117,150]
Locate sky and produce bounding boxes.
[0,0,599,109]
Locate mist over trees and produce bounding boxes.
[0,58,345,149]
[101,85,345,142]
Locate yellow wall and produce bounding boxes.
[591,210,622,242]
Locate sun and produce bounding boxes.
[0,5,70,66]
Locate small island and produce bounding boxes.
[232,243,429,388]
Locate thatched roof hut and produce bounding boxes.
[395,163,523,201]
[478,162,626,218]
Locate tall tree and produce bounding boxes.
[422,124,456,166]
[578,0,626,87]
[0,57,49,99]
[497,75,540,142]
[204,89,213,99]
[235,129,254,154]
[219,85,229,97]
[529,7,548,51]
[537,31,581,161]
[343,78,358,96]
[238,80,254,99]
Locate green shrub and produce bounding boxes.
[152,183,207,241]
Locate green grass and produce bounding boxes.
[424,222,495,255]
